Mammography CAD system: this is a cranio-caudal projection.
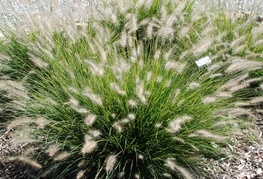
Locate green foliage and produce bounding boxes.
[0,0,262,178]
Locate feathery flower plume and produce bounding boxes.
[136,80,147,104]
[120,118,130,124]
[28,53,49,68]
[226,58,262,74]
[84,114,97,126]
[192,38,212,56]
[156,76,163,83]
[178,26,190,38]
[212,108,257,119]
[154,49,161,60]
[105,155,117,172]
[165,61,178,70]
[128,113,136,121]
[215,91,232,98]
[120,31,127,47]
[164,158,193,179]
[138,154,144,160]
[83,87,103,106]
[135,173,140,179]
[165,61,187,74]
[209,73,223,79]
[162,172,172,178]
[7,118,32,129]
[125,13,138,34]
[167,116,192,133]
[46,143,60,157]
[158,25,174,39]
[81,136,98,154]
[244,77,263,84]
[15,156,42,169]
[88,130,101,138]
[228,83,250,93]
[84,60,104,76]
[185,60,194,73]
[219,73,249,90]
[232,44,246,54]
[113,122,123,133]
[172,136,185,143]
[189,130,226,141]
[212,120,238,128]
[155,123,162,129]
[110,83,126,96]
[76,170,85,179]
[128,99,138,108]
[146,71,153,82]
[254,39,263,46]
[165,79,172,87]
[249,96,263,104]
[112,59,131,74]
[76,108,89,114]
[54,151,70,161]
[170,88,181,102]
[35,117,49,129]
[68,87,79,94]
[146,23,154,39]
[68,97,79,108]
[230,35,247,49]
[202,96,217,104]
[188,82,200,90]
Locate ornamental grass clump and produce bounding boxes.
[0,0,263,178]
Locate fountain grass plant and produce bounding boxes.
[0,0,263,178]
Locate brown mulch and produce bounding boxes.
[0,129,37,179]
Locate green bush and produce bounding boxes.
[0,0,263,178]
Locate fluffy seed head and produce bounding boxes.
[155,123,162,128]
[88,130,101,138]
[16,156,42,169]
[250,96,263,104]
[110,83,126,96]
[188,82,200,90]
[81,137,98,154]
[192,38,212,56]
[28,54,49,68]
[7,118,32,129]
[128,113,136,120]
[189,130,226,141]
[46,143,60,157]
[83,88,103,106]
[113,122,123,133]
[164,158,193,179]
[128,99,138,108]
[167,116,192,133]
[68,97,79,107]
[105,155,117,172]
[170,88,181,102]
[226,59,262,74]
[76,170,85,179]
[35,117,49,129]
[54,151,70,161]
[202,96,217,104]
[84,60,104,76]
[134,173,140,179]
[84,114,97,126]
